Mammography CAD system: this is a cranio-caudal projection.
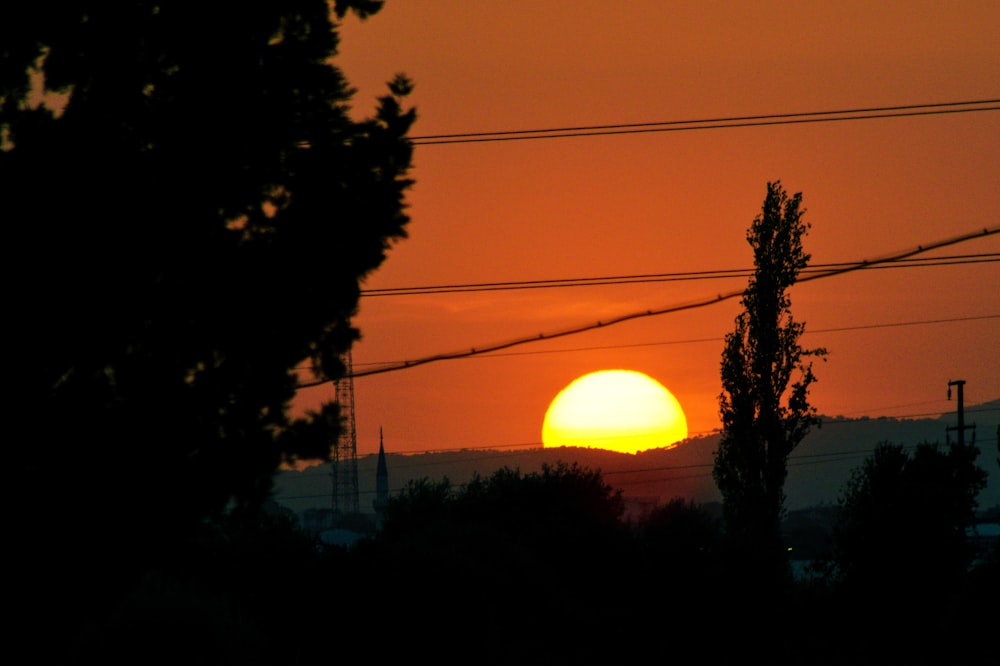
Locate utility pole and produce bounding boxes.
[946,379,975,447]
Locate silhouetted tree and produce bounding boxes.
[375,476,457,554]
[3,1,413,659]
[637,497,721,574]
[713,181,825,586]
[634,497,722,636]
[831,440,988,661]
[833,440,987,595]
[375,463,628,578]
[72,510,330,666]
[362,464,641,663]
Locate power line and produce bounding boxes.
[823,405,1000,422]
[807,314,999,335]
[829,399,949,418]
[276,400,998,501]
[361,253,998,297]
[275,404,998,490]
[275,434,999,501]
[349,314,998,366]
[299,226,996,384]
[413,99,999,140]
[274,395,998,489]
[411,99,1000,145]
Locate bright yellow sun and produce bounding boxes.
[542,369,689,454]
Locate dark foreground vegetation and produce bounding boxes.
[39,456,996,666]
[6,6,995,663]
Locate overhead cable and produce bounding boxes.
[411,99,1000,145]
[362,253,999,297]
[293,225,997,386]
[275,430,999,501]
[349,314,999,365]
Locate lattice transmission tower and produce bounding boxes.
[330,350,359,514]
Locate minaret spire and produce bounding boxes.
[373,427,389,528]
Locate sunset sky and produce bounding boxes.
[295,1,1000,456]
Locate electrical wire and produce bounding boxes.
[410,99,1000,145]
[293,226,997,385]
[279,403,997,469]
[275,433,999,501]
[361,253,999,297]
[348,313,999,366]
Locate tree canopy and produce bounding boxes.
[829,440,988,662]
[833,440,987,594]
[357,463,640,662]
[3,1,414,653]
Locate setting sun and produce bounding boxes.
[542,369,689,454]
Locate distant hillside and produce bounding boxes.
[273,398,1000,516]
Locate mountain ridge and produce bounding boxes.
[273,399,1000,515]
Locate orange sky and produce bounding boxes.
[295,1,1000,456]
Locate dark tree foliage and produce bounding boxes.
[830,440,988,662]
[636,497,721,573]
[455,462,628,565]
[833,441,987,596]
[357,463,641,663]
[2,1,413,658]
[71,511,332,666]
[633,497,723,628]
[713,181,825,583]
[376,463,627,571]
[374,476,458,555]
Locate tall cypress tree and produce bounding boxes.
[713,181,825,583]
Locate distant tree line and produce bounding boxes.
[61,452,993,665]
